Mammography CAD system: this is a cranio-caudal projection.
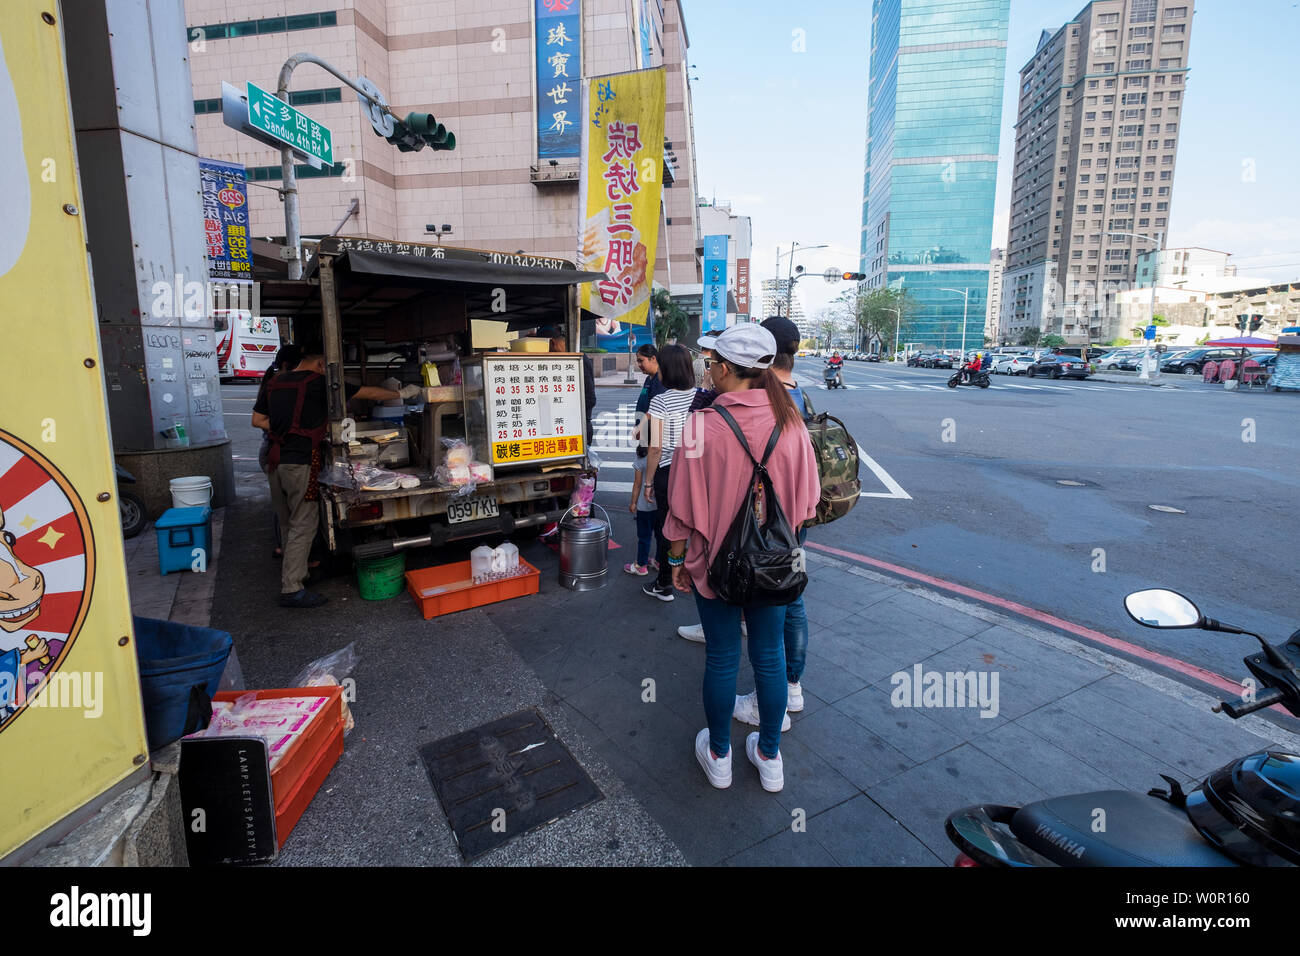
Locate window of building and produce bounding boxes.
[1163,138,1176,148]
[1156,202,1168,211]
[1088,80,1099,90]
[1165,6,1188,19]
[1160,170,1172,180]
[1163,22,1186,36]
[1142,187,1153,196]
[1162,154,1174,165]
[1160,58,1182,69]
[1140,202,1151,212]
[186,10,337,43]
[1139,218,1150,228]
[1098,12,1120,24]
[1079,174,1090,183]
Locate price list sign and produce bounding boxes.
[486,355,585,465]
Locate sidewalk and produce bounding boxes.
[176,481,1300,867]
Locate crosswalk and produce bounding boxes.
[589,403,644,494]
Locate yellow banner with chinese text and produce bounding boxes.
[577,68,666,328]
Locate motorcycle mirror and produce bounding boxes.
[1124,589,1203,629]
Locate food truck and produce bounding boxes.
[257,237,605,562]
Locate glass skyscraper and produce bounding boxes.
[860,0,1010,350]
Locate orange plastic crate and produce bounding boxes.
[405,558,541,619]
[212,686,344,847]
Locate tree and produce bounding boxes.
[1105,337,1132,347]
[1152,314,1170,327]
[651,288,689,347]
[1041,334,1067,349]
[1017,327,1043,347]
[849,286,916,354]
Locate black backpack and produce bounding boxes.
[705,406,809,607]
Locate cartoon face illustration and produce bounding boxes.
[0,503,44,632]
[0,430,94,729]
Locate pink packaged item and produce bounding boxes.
[229,696,328,718]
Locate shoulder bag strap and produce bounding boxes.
[713,404,782,469]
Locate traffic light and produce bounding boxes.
[385,112,457,152]
[1237,314,1249,332]
[1249,314,1263,332]
[842,272,867,281]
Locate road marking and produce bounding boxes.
[805,540,1248,697]
[597,481,635,493]
[803,548,1300,743]
[856,444,911,500]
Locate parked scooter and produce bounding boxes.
[824,362,844,389]
[116,463,147,538]
[947,368,991,389]
[945,589,1300,867]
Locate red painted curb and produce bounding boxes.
[806,540,1246,697]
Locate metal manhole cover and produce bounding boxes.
[418,709,603,861]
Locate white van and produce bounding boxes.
[215,310,280,380]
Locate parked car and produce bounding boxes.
[993,355,1034,376]
[906,352,925,367]
[928,353,955,369]
[1094,348,1142,369]
[1026,354,1091,380]
[865,352,881,362]
[1159,348,1247,376]
[1117,349,1185,371]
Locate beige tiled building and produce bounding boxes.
[1002,0,1193,344]
[185,0,700,288]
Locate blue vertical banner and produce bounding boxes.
[198,159,250,282]
[639,0,653,67]
[703,235,729,332]
[536,0,582,159]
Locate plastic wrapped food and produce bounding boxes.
[319,460,407,491]
[435,438,492,498]
[569,473,596,517]
[290,644,358,735]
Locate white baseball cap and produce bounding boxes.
[697,325,777,370]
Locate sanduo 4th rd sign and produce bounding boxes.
[246,81,333,166]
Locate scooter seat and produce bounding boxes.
[1010,790,1236,867]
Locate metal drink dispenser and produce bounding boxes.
[558,504,609,591]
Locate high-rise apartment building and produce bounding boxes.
[860,0,1010,349]
[986,248,1005,343]
[760,278,807,331]
[1002,0,1193,344]
[185,0,701,294]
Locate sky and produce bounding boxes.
[684,0,1300,319]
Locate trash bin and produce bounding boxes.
[559,504,609,591]
[133,616,233,751]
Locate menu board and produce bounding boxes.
[485,355,585,465]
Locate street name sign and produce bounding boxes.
[246,81,334,166]
[1145,325,1157,340]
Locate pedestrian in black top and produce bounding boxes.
[252,349,412,607]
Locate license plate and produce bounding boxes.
[447,494,500,524]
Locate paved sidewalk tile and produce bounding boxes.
[724,826,840,867]
[811,795,947,867]
[767,733,863,818]
[1014,701,1194,791]
[867,744,1050,860]
[864,591,994,640]
[833,685,965,764]
[789,705,914,791]
[973,721,1125,796]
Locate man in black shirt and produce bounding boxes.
[253,351,412,607]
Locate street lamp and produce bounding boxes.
[1109,230,1163,380]
[774,242,829,318]
[940,287,971,359]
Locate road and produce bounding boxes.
[223,371,1300,688]
[588,359,1300,686]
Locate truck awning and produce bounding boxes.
[342,248,607,287]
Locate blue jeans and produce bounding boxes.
[785,528,810,684]
[695,592,787,759]
[634,509,655,566]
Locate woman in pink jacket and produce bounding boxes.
[663,324,820,793]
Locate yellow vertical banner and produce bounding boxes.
[0,3,148,861]
[577,68,666,328]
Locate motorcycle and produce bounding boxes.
[945,589,1300,867]
[824,362,844,389]
[116,463,147,538]
[947,367,991,389]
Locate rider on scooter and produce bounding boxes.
[960,351,983,385]
[826,350,844,387]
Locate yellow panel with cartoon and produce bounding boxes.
[0,2,149,862]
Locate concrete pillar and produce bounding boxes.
[62,0,234,506]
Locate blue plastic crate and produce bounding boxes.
[155,506,212,575]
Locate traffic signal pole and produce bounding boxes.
[274,53,412,278]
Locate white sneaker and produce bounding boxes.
[733,692,791,731]
[787,681,804,713]
[678,623,705,643]
[746,732,784,792]
[740,619,748,638]
[695,728,731,789]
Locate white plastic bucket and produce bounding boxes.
[169,476,213,509]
